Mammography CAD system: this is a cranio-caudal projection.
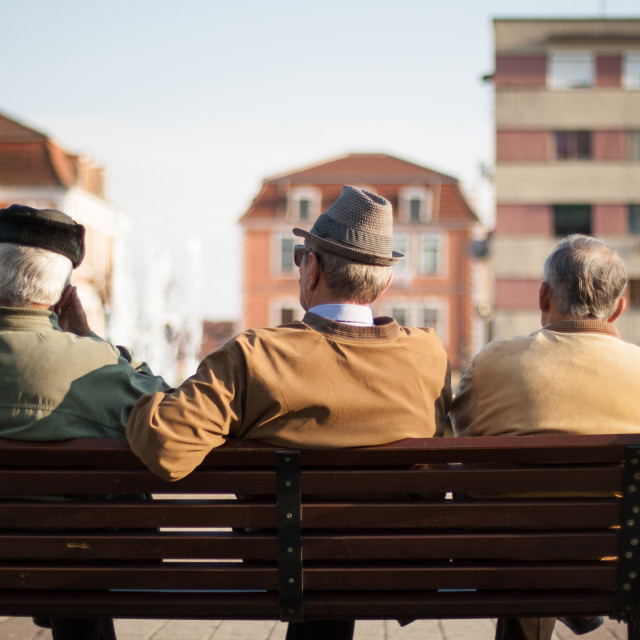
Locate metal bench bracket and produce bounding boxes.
[614,445,640,636]
[276,450,303,623]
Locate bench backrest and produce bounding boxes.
[0,434,639,623]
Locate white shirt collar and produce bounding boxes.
[308,304,374,327]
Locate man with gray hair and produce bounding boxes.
[451,234,640,640]
[0,204,169,640]
[127,185,452,640]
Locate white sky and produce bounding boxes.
[2,0,639,319]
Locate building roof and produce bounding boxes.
[265,153,459,185]
[0,112,104,196]
[494,18,640,54]
[241,153,477,223]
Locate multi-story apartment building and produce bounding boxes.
[239,153,481,371]
[492,18,640,343]
[0,111,122,335]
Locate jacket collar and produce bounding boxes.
[0,306,60,332]
[541,319,619,338]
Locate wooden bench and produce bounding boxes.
[0,434,639,638]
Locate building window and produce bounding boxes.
[555,131,591,159]
[628,131,640,161]
[548,52,594,89]
[422,300,447,346]
[630,205,640,234]
[418,234,443,275]
[553,205,592,236]
[280,307,296,324]
[629,280,640,309]
[410,198,422,222]
[623,52,640,89]
[269,300,302,326]
[391,307,407,326]
[399,186,432,223]
[382,299,447,343]
[288,186,321,222]
[392,234,410,278]
[422,306,439,328]
[274,235,296,274]
[298,198,310,221]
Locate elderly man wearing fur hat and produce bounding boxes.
[126,185,452,640]
[0,204,169,640]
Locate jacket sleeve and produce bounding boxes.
[126,345,244,481]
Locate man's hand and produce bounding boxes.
[55,285,91,337]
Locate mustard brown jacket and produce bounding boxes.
[127,313,452,481]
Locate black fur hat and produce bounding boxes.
[0,204,85,268]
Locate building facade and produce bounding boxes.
[492,18,640,343]
[0,112,122,335]
[239,153,481,371]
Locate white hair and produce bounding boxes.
[0,243,72,306]
[543,235,627,320]
[310,246,391,304]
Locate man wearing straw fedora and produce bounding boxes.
[126,185,452,640]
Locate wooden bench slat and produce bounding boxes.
[301,564,617,591]
[300,501,621,529]
[0,502,276,529]
[0,533,277,560]
[301,589,616,619]
[0,500,621,530]
[300,466,624,495]
[0,434,637,467]
[302,532,619,560]
[0,564,278,590]
[0,465,624,495]
[0,562,615,592]
[0,531,617,561]
[0,470,278,495]
[0,589,281,619]
[0,588,616,620]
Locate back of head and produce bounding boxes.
[0,243,73,306]
[0,204,83,307]
[312,247,392,304]
[292,185,401,304]
[543,234,627,320]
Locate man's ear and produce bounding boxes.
[538,282,551,312]
[608,295,626,323]
[306,251,322,290]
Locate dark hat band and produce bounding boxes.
[0,205,85,267]
[310,214,394,254]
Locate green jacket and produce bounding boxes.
[0,306,169,441]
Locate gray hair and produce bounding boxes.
[543,235,627,320]
[310,246,391,304]
[0,243,73,306]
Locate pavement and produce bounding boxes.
[0,616,629,640]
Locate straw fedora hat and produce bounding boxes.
[293,185,403,266]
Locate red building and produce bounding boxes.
[239,153,480,371]
[0,111,120,335]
